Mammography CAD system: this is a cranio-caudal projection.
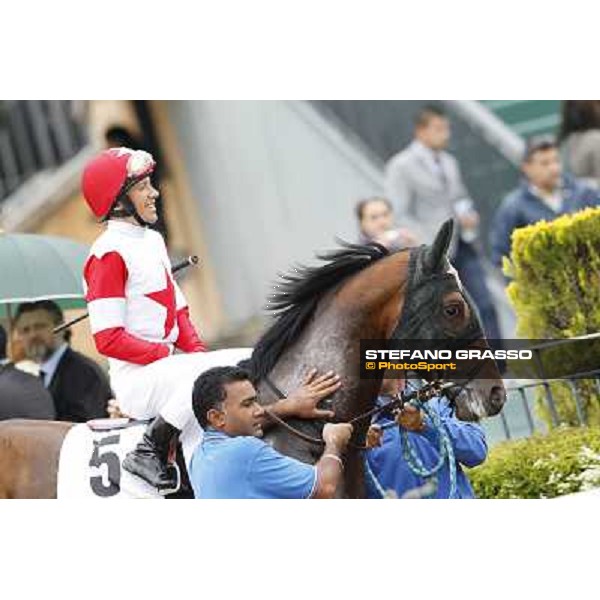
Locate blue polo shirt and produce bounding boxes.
[190,429,317,499]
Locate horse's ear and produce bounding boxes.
[424,219,454,273]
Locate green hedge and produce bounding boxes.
[469,426,600,498]
[504,207,600,426]
[505,206,600,339]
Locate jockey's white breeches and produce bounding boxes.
[109,348,253,464]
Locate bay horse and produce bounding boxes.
[0,220,506,498]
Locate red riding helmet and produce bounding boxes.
[82,147,156,218]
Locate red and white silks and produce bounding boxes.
[83,220,251,459]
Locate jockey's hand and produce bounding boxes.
[366,424,383,449]
[396,404,426,432]
[107,399,128,419]
[284,368,340,420]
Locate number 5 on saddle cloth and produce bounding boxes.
[57,418,192,499]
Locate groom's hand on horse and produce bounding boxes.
[283,368,340,420]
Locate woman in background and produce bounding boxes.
[355,196,417,251]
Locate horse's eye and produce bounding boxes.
[443,305,460,318]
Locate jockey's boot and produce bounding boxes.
[122,416,180,491]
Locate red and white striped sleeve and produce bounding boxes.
[83,252,170,365]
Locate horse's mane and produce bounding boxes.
[248,240,389,381]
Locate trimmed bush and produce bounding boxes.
[469,426,600,498]
[504,207,600,426]
[505,206,600,339]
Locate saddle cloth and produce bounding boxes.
[57,420,164,499]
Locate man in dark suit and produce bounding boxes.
[13,301,112,422]
[0,324,56,421]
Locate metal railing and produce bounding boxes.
[485,333,600,444]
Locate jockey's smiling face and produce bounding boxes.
[207,380,266,438]
[127,176,159,225]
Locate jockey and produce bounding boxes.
[81,147,213,491]
[81,147,343,494]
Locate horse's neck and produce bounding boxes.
[262,252,410,497]
[268,310,350,389]
[265,251,408,399]
[268,301,382,419]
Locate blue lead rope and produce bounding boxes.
[399,396,458,499]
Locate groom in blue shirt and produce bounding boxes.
[189,365,353,499]
[366,377,487,498]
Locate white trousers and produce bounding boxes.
[110,348,253,464]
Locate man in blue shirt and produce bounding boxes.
[490,136,600,270]
[366,377,487,499]
[190,366,353,499]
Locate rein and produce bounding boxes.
[262,377,454,450]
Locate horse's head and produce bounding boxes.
[391,220,506,421]
[249,221,505,497]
